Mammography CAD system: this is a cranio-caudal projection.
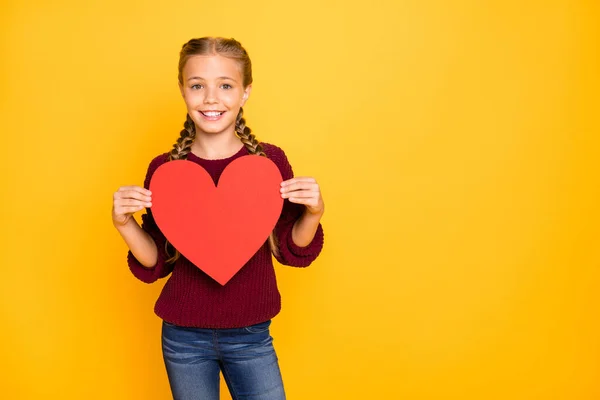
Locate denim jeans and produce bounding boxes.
[161,319,286,400]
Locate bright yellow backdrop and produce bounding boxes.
[1,0,599,399]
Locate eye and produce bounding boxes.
[191,84,203,90]
[221,84,232,90]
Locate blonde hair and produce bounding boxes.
[165,37,279,264]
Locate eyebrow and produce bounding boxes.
[187,76,238,83]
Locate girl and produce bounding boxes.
[112,37,324,400]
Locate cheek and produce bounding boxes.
[184,96,203,112]
[180,92,190,104]
[224,91,244,105]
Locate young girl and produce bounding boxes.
[112,37,324,400]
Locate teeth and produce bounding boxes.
[202,111,223,117]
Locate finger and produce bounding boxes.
[114,194,152,206]
[115,198,152,208]
[281,177,317,187]
[280,182,319,193]
[118,186,152,196]
[282,190,317,199]
[115,190,153,202]
[287,197,319,207]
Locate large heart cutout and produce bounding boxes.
[149,155,283,285]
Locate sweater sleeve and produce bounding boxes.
[266,144,325,267]
[127,154,175,283]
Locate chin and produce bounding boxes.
[197,123,235,135]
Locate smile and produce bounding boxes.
[199,110,226,121]
[200,111,225,117]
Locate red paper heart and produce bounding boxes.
[149,155,283,285]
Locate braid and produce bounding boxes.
[235,108,280,257]
[236,107,265,156]
[165,114,196,263]
[169,114,196,161]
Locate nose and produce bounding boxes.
[204,87,218,104]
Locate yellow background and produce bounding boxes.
[1,0,599,398]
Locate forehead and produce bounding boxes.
[182,54,243,80]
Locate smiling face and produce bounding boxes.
[178,54,251,136]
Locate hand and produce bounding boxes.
[280,177,324,216]
[112,185,153,227]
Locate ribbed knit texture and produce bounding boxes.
[127,143,324,328]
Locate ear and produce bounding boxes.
[241,85,252,107]
[178,82,184,98]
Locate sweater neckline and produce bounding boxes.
[187,145,247,163]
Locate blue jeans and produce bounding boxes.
[161,319,286,400]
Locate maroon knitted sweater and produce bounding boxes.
[127,143,324,328]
